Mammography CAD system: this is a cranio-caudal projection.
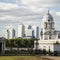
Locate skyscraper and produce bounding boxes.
[36,26,39,38]
[12,28,15,38]
[4,25,16,39]
[7,29,10,39]
[18,24,25,38]
[25,25,34,38]
[32,26,40,38]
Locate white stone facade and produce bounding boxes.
[25,25,34,38]
[38,40,60,52]
[34,10,60,53]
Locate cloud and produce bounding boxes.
[0,0,60,37]
[0,2,20,10]
[0,0,16,3]
[0,0,60,29]
[21,0,60,8]
[0,2,43,24]
[56,12,60,17]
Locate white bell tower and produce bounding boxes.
[40,10,55,40]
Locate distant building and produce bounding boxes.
[6,29,10,39]
[12,28,15,38]
[17,24,25,38]
[36,26,39,38]
[4,24,25,39]
[25,25,34,38]
[32,26,40,38]
[4,25,15,39]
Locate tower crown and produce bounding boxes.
[41,10,55,40]
[42,10,53,22]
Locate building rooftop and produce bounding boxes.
[38,39,60,44]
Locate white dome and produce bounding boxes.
[42,11,53,22]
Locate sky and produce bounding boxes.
[0,0,60,36]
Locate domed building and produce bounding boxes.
[40,10,55,40]
[34,10,60,54]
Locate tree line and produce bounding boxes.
[6,38,37,48]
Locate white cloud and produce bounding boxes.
[56,12,60,17]
[0,2,20,10]
[21,0,60,8]
[0,0,60,36]
[0,0,60,29]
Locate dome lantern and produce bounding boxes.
[42,10,53,23]
[40,10,55,40]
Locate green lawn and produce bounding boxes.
[0,56,52,60]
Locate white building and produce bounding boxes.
[32,26,40,39]
[4,24,25,39]
[25,25,34,38]
[36,26,40,38]
[17,24,25,38]
[34,10,60,53]
[4,25,16,39]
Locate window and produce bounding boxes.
[48,20,50,22]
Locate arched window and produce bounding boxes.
[48,19,50,22]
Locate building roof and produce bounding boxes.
[38,39,60,44]
[0,37,6,41]
[42,10,53,22]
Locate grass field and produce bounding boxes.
[0,56,52,60]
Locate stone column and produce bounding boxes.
[56,33,58,41]
[3,42,5,53]
[2,42,5,54]
[40,35,41,40]
[48,35,49,40]
[43,35,45,40]
[2,42,3,53]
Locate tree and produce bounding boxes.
[15,38,21,51]
[35,38,39,54]
[9,39,14,52]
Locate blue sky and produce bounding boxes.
[0,0,60,36]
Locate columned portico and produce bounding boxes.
[0,38,6,54]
